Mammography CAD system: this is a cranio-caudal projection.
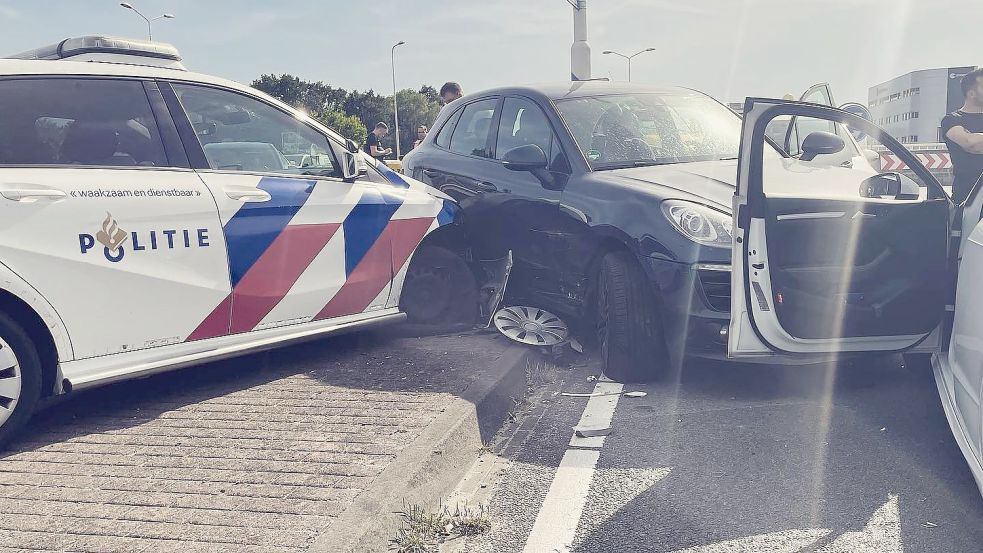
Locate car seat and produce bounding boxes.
[61,122,136,166]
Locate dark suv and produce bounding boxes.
[403,82,739,381]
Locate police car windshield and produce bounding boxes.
[555,92,747,170]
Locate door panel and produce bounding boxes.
[0,76,230,359]
[764,197,948,339]
[168,82,394,335]
[730,99,951,356]
[947,218,983,459]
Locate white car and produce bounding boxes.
[729,97,983,497]
[0,36,464,442]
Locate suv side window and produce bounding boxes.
[170,83,339,177]
[449,98,498,158]
[435,108,462,149]
[0,78,168,167]
[496,97,555,162]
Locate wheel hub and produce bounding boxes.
[494,306,569,346]
[0,338,22,428]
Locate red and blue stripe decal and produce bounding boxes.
[188,176,447,341]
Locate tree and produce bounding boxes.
[394,88,442,154]
[252,74,347,115]
[251,74,443,152]
[312,109,366,144]
[419,85,440,105]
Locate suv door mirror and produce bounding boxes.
[346,138,360,154]
[502,144,548,172]
[860,172,920,200]
[800,131,845,161]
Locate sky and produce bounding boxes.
[0,0,980,105]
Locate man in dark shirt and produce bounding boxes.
[942,67,983,204]
[364,122,392,161]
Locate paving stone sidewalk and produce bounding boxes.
[0,330,514,553]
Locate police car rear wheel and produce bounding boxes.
[0,313,41,447]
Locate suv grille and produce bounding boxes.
[698,269,731,312]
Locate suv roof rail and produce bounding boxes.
[6,35,185,70]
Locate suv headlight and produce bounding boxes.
[661,200,734,248]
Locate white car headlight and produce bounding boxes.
[661,200,734,248]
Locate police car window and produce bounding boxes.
[0,78,167,167]
[496,98,554,162]
[449,98,498,158]
[171,84,338,177]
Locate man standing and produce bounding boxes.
[942,68,983,204]
[412,125,428,150]
[439,82,463,105]
[364,122,392,161]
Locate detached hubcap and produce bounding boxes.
[494,306,569,346]
[0,339,20,427]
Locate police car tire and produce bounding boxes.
[400,246,478,333]
[595,252,668,383]
[0,313,42,448]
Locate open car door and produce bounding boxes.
[729,98,954,357]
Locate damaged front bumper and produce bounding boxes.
[638,256,733,365]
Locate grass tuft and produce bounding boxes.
[390,500,491,552]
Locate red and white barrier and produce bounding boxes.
[880,152,952,171]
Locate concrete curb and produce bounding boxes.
[309,343,533,553]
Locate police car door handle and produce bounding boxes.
[223,185,272,203]
[0,183,67,202]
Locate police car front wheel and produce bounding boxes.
[0,313,42,447]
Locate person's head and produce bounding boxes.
[417,125,428,139]
[439,82,463,104]
[961,68,983,107]
[374,122,389,136]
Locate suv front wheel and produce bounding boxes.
[595,252,668,382]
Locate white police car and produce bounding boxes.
[0,36,463,442]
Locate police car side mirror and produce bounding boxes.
[800,131,845,162]
[341,151,368,181]
[346,139,360,154]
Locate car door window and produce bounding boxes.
[495,97,554,161]
[170,84,338,177]
[0,78,168,167]
[436,107,462,150]
[449,98,497,158]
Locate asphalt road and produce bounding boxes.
[464,353,983,552]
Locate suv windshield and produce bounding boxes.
[554,91,743,170]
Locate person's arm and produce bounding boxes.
[370,144,388,157]
[946,125,983,154]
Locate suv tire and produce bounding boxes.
[595,251,668,382]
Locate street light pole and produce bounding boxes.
[119,2,174,41]
[391,41,406,160]
[601,47,656,82]
[568,0,591,81]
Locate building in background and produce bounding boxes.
[868,66,976,144]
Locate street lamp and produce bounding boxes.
[602,47,656,82]
[119,2,174,41]
[391,40,406,160]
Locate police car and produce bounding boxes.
[0,36,465,443]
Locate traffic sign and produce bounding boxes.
[840,102,872,141]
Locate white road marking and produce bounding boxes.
[816,494,903,553]
[523,380,625,552]
[668,494,903,553]
[670,529,832,553]
[569,381,623,449]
